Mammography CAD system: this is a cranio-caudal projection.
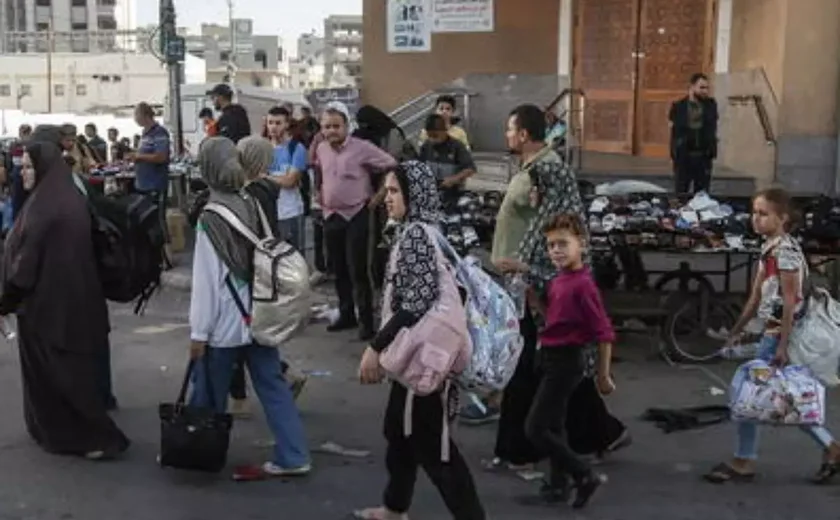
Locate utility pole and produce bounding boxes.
[160,0,184,156]
[227,0,236,85]
[46,17,54,113]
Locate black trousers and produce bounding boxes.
[674,154,712,194]
[368,205,389,291]
[567,377,626,455]
[524,346,591,486]
[324,207,373,329]
[383,383,485,519]
[311,209,331,274]
[494,307,542,465]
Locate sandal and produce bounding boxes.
[812,461,840,485]
[703,463,756,484]
[351,507,407,520]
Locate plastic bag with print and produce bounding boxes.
[729,359,825,426]
[788,286,840,387]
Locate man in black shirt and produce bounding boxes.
[84,123,108,163]
[298,106,320,148]
[418,113,476,211]
[669,72,718,194]
[207,83,251,143]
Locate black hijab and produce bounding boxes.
[1,125,109,345]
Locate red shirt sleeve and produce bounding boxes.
[578,276,615,344]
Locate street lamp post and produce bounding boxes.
[227,0,236,86]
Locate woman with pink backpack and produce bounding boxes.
[353,161,485,520]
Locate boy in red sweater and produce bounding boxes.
[521,213,616,509]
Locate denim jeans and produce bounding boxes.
[278,215,305,253]
[189,343,310,468]
[734,334,835,460]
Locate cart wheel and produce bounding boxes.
[662,291,737,363]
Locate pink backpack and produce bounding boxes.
[378,223,471,461]
[379,223,471,396]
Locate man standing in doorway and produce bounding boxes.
[315,105,397,341]
[669,73,718,194]
[207,83,251,143]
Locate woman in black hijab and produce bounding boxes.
[0,125,129,460]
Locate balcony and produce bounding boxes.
[334,52,362,64]
[327,32,362,46]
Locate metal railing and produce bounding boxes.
[546,87,587,171]
[728,94,777,181]
[390,90,475,143]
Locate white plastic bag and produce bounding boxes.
[729,359,825,426]
[788,287,840,387]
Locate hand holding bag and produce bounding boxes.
[158,357,233,473]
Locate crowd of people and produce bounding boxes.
[0,75,837,520]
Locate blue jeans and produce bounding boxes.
[734,334,834,460]
[189,344,310,468]
[278,215,305,252]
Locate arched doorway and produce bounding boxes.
[573,0,717,158]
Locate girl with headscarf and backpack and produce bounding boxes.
[188,137,310,479]
[354,161,485,520]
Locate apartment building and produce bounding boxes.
[323,14,362,87]
[2,0,138,53]
[185,20,282,87]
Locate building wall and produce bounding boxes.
[725,0,840,192]
[362,0,559,112]
[0,53,166,113]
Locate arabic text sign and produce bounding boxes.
[432,0,494,33]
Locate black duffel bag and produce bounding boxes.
[158,358,233,473]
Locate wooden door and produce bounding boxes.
[573,0,639,154]
[635,0,716,157]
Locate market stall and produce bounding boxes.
[453,187,840,364]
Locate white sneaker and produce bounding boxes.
[261,461,311,477]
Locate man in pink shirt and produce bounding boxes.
[316,107,397,340]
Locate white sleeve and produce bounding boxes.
[189,228,223,342]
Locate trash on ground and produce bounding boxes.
[314,441,371,458]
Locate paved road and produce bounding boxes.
[0,289,839,520]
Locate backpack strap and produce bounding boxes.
[252,199,275,240]
[224,273,252,325]
[203,202,262,245]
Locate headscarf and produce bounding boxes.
[516,149,587,293]
[198,137,259,282]
[354,105,397,146]
[393,160,441,225]
[237,135,274,181]
[386,160,442,318]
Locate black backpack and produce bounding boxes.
[89,192,165,314]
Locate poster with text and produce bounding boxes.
[387,0,432,53]
[432,0,494,33]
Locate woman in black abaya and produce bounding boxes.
[0,126,129,460]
